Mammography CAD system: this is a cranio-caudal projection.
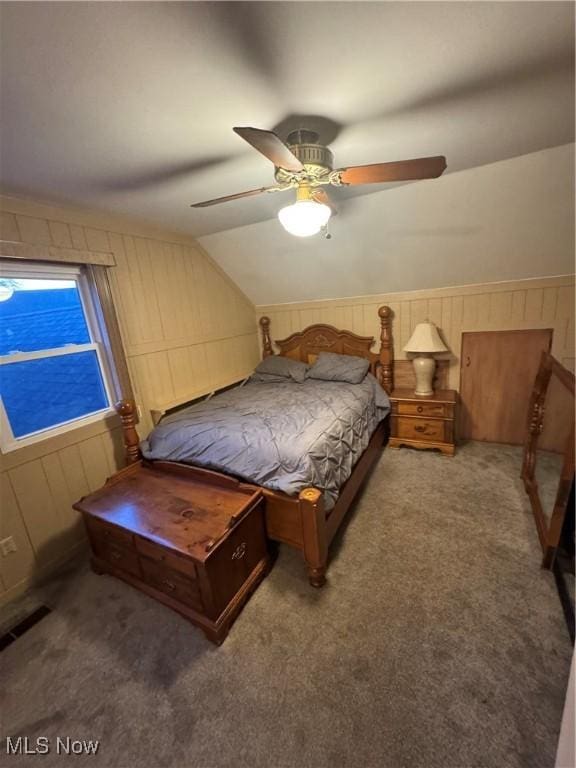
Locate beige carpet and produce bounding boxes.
[1,442,572,768]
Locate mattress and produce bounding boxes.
[141,373,390,509]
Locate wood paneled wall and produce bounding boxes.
[257,276,575,390]
[0,196,259,605]
[107,231,258,435]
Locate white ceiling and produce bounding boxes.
[0,2,573,239]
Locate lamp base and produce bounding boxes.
[412,355,436,396]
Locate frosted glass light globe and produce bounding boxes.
[278,201,331,237]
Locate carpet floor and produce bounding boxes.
[1,442,573,768]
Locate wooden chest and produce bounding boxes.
[389,389,457,456]
[74,461,271,644]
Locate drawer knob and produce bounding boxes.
[415,425,431,434]
[162,579,176,592]
[110,550,121,560]
[232,543,246,561]
[417,406,423,413]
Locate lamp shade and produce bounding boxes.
[403,322,448,353]
[278,200,331,237]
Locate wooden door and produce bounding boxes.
[459,329,553,444]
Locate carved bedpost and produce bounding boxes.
[259,316,274,358]
[115,400,141,465]
[299,488,328,588]
[378,305,394,394]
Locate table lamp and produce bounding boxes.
[403,321,448,396]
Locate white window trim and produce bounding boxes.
[1,342,100,364]
[0,400,113,452]
[0,262,117,452]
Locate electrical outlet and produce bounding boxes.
[0,536,17,556]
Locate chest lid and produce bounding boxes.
[74,462,262,562]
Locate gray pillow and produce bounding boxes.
[250,372,292,384]
[253,355,309,383]
[308,352,370,384]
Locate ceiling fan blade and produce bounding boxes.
[338,156,447,185]
[312,188,338,215]
[233,127,304,172]
[191,185,287,208]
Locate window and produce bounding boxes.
[0,262,117,451]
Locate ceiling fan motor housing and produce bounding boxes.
[275,130,334,183]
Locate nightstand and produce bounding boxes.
[389,389,457,456]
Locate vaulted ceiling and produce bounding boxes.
[0,2,574,239]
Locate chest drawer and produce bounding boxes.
[136,536,198,580]
[92,538,141,578]
[397,401,448,418]
[396,416,446,443]
[140,557,203,612]
[85,517,134,550]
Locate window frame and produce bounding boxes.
[0,261,118,452]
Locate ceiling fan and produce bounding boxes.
[191,127,447,237]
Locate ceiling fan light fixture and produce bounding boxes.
[278,200,331,237]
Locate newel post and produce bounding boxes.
[378,305,393,394]
[259,316,274,358]
[115,400,141,465]
[521,355,551,487]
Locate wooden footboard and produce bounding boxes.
[261,418,388,587]
[260,484,330,588]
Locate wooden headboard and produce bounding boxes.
[259,306,394,394]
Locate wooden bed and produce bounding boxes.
[116,305,394,587]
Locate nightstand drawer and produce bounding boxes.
[389,389,456,456]
[397,401,447,418]
[396,416,445,443]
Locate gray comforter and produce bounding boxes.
[141,374,390,509]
